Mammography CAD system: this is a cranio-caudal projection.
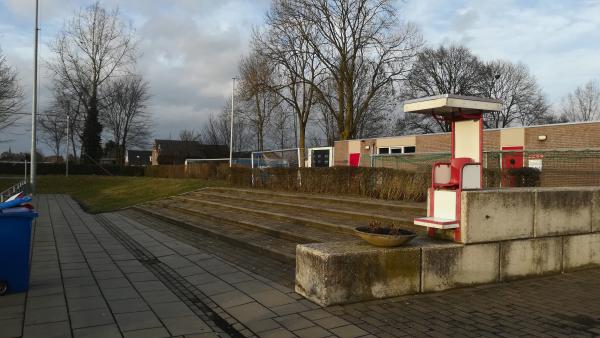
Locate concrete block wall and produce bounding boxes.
[295,241,421,306]
[297,230,600,306]
[296,186,600,306]
[563,233,600,271]
[421,243,499,292]
[500,237,563,280]
[460,187,600,244]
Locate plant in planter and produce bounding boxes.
[354,220,417,247]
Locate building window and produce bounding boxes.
[377,146,416,154]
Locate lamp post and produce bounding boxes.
[229,77,237,167]
[66,114,69,177]
[30,0,40,193]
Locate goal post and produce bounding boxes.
[185,158,251,167]
[184,158,229,166]
[251,148,304,169]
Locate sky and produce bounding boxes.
[1,0,599,154]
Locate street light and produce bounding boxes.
[66,114,70,177]
[229,77,238,167]
[30,0,40,193]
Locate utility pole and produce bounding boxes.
[229,77,237,167]
[30,0,40,193]
[66,114,69,177]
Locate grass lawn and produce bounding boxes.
[0,176,24,192]
[36,175,227,213]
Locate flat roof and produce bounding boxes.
[403,94,502,115]
[334,120,600,143]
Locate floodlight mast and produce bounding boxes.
[229,77,237,167]
[30,0,40,193]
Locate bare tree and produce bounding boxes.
[201,112,230,146]
[39,108,67,158]
[0,48,24,133]
[201,101,252,152]
[101,75,152,165]
[252,1,327,164]
[400,45,485,132]
[269,106,294,149]
[399,45,551,132]
[238,52,282,151]
[481,60,550,128]
[275,0,422,140]
[48,2,136,162]
[561,80,600,122]
[403,45,485,99]
[179,129,202,142]
[50,79,86,159]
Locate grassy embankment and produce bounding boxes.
[36,175,227,213]
[0,176,25,192]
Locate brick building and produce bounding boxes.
[334,121,600,186]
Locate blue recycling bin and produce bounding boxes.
[0,197,37,295]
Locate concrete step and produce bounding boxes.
[154,197,356,242]
[135,188,427,265]
[172,194,423,235]
[202,187,427,216]
[191,190,422,228]
[133,204,298,264]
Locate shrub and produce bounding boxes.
[506,167,541,187]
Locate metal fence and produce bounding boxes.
[369,148,600,187]
[0,180,28,202]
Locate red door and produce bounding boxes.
[502,146,523,187]
[349,153,360,167]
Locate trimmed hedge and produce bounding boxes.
[146,163,541,200]
[0,162,145,176]
[506,167,541,187]
[146,163,430,201]
[484,167,541,188]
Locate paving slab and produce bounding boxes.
[16,194,600,338]
[72,324,121,338]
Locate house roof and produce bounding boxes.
[154,140,229,159]
[127,150,152,158]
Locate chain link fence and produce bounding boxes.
[369,149,600,188]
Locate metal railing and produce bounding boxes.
[0,180,28,203]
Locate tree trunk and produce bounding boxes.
[82,94,103,163]
[298,123,306,167]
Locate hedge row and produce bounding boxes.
[146,164,431,201]
[0,162,145,176]
[146,163,542,201]
[1,161,541,202]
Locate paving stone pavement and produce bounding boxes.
[1,194,599,338]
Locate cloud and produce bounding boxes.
[405,0,600,105]
[1,0,599,153]
[0,0,270,152]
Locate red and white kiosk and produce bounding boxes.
[403,95,502,242]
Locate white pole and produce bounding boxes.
[66,114,69,177]
[251,152,255,187]
[30,0,39,193]
[229,78,236,167]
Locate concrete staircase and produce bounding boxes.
[134,187,427,264]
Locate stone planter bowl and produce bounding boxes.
[354,227,417,247]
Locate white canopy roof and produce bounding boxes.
[403,94,502,115]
